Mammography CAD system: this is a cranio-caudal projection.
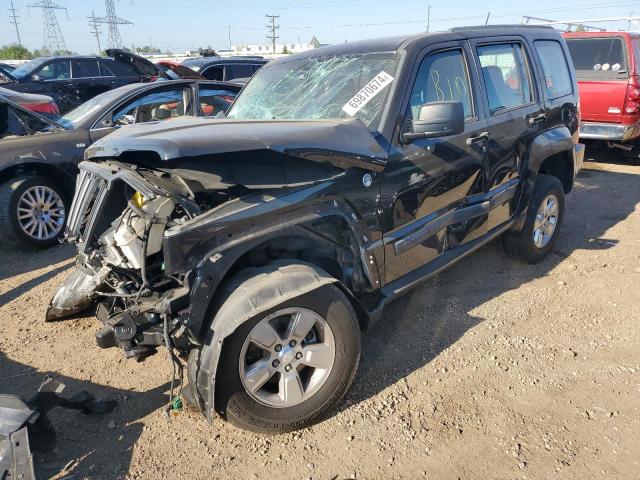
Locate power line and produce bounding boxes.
[265,14,280,54]
[28,0,68,54]
[88,10,102,54]
[94,0,133,49]
[8,1,23,47]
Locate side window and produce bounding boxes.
[202,66,223,81]
[409,49,474,120]
[477,43,532,114]
[111,88,190,125]
[534,40,573,99]
[36,60,71,80]
[72,59,100,78]
[98,59,115,77]
[251,64,263,73]
[106,59,138,77]
[226,64,253,80]
[199,88,237,117]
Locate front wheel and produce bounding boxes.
[215,281,361,433]
[503,173,565,264]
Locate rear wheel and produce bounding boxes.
[503,173,564,263]
[215,281,360,433]
[0,176,68,247]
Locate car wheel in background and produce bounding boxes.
[0,175,69,248]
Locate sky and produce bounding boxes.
[3,0,640,54]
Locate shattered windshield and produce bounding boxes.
[227,51,400,130]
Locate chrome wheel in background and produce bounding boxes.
[16,185,66,241]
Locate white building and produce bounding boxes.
[232,42,315,56]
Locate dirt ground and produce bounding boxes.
[1,152,639,480]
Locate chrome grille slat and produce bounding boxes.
[65,167,110,244]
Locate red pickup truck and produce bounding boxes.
[563,31,640,162]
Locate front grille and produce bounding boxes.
[66,168,109,246]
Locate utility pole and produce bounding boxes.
[228,25,232,50]
[95,0,133,49]
[265,14,280,54]
[426,5,432,32]
[88,10,102,54]
[28,0,68,54]
[8,2,23,46]
[485,11,491,25]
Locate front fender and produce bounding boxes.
[191,261,337,422]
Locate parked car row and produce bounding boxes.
[0,79,241,246]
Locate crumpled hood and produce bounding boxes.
[85,116,388,172]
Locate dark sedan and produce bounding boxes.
[181,57,267,82]
[0,79,240,247]
[0,49,170,114]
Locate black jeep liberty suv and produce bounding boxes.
[48,25,584,432]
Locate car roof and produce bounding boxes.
[286,25,557,59]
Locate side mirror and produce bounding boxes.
[401,101,464,143]
[30,74,42,82]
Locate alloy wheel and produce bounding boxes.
[16,185,65,241]
[533,193,559,249]
[239,307,336,408]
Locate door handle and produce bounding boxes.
[466,131,491,146]
[528,113,547,126]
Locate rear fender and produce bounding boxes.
[511,126,574,230]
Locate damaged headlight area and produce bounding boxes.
[52,160,241,361]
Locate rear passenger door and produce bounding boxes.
[470,37,545,228]
[71,59,107,105]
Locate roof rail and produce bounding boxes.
[448,24,554,32]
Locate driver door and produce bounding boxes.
[381,42,489,283]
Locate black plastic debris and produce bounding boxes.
[0,376,118,479]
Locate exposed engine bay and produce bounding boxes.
[51,160,258,361]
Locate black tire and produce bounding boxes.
[502,173,565,264]
[0,175,69,248]
[214,280,361,433]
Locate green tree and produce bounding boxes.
[282,45,290,54]
[0,44,33,60]
[135,45,162,54]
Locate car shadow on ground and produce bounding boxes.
[0,242,73,282]
[344,164,640,410]
[0,352,170,479]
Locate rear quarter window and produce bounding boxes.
[565,37,628,80]
[534,40,573,99]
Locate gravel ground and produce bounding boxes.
[1,154,639,480]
